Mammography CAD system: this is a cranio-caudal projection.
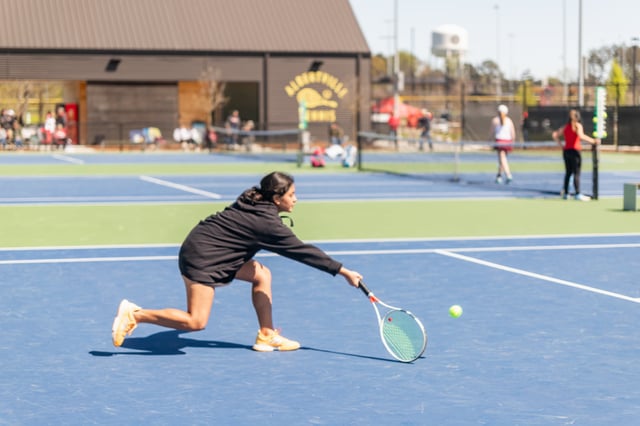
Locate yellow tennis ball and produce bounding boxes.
[449,305,463,318]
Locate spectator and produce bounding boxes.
[173,124,192,151]
[42,111,56,151]
[225,109,241,148]
[190,126,203,152]
[328,122,344,145]
[522,111,530,142]
[204,126,217,153]
[407,113,419,142]
[55,105,67,128]
[0,129,6,150]
[12,117,23,150]
[417,109,433,151]
[241,120,255,151]
[54,123,67,150]
[388,114,400,150]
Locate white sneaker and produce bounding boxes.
[575,193,591,201]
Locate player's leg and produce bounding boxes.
[133,276,215,331]
[235,259,274,334]
[235,259,300,351]
[563,150,571,195]
[112,278,215,346]
[500,150,512,181]
[495,149,504,182]
[573,151,582,195]
[496,149,511,182]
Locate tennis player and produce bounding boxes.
[552,109,600,201]
[112,171,363,351]
[490,104,516,184]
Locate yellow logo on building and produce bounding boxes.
[284,71,348,123]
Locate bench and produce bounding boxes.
[623,183,640,211]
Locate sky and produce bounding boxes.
[348,0,640,81]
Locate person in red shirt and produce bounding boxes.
[552,109,600,201]
[388,114,400,150]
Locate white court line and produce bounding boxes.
[2,233,640,251]
[2,242,638,303]
[0,256,176,265]
[139,175,222,199]
[51,154,85,164]
[2,241,639,257]
[444,243,640,252]
[434,249,640,304]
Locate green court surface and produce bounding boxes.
[1,198,638,248]
[0,149,638,248]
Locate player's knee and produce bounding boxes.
[188,317,208,331]
[248,261,269,282]
[256,264,272,286]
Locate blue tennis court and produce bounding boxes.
[1,235,640,424]
[1,151,640,424]
[0,169,635,205]
[0,149,636,205]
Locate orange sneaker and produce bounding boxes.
[252,329,300,352]
[111,299,141,347]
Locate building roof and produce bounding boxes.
[0,0,370,55]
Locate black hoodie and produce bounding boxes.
[178,189,342,285]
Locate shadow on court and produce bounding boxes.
[301,346,401,363]
[89,330,251,356]
[89,329,402,362]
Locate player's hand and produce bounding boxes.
[339,267,362,288]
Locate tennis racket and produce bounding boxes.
[359,281,427,362]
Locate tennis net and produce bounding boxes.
[205,126,303,163]
[356,131,600,198]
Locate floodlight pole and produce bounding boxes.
[577,0,584,107]
[633,37,639,106]
[494,4,501,98]
[393,0,400,119]
[562,0,568,104]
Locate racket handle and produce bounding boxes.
[358,281,372,297]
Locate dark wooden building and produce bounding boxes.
[0,0,371,145]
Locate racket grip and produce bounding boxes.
[358,281,372,297]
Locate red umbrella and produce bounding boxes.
[372,97,424,118]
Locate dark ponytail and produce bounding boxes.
[245,171,294,203]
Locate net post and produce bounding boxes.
[592,143,599,200]
[296,130,304,168]
[453,141,461,182]
[294,129,312,167]
[357,132,363,171]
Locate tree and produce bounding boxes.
[606,58,628,106]
[515,80,536,107]
[371,54,388,81]
[0,81,63,124]
[198,65,228,125]
[466,60,502,95]
[398,50,420,78]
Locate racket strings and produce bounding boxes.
[381,311,426,362]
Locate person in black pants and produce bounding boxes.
[552,109,600,201]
